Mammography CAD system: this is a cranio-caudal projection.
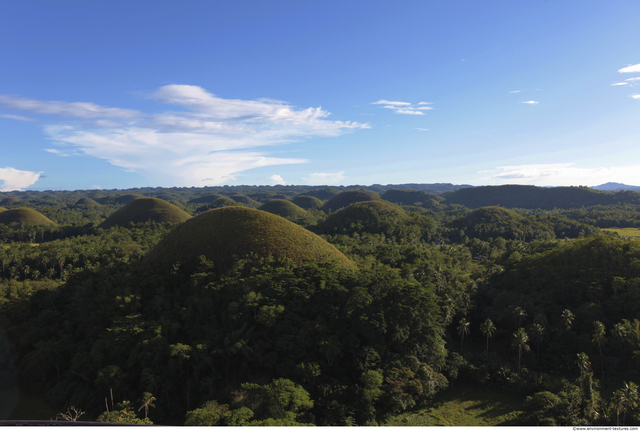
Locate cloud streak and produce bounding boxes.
[303,171,346,185]
[371,99,433,115]
[0,167,42,191]
[0,85,369,186]
[619,63,640,74]
[520,101,539,105]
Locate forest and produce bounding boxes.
[2,183,640,425]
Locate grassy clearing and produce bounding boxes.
[385,384,524,426]
[602,228,640,240]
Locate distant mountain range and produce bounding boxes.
[591,182,640,192]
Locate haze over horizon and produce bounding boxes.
[1,1,639,192]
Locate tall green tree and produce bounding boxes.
[592,321,606,380]
[480,318,496,354]
[457,318,471,355]
[512,327,530,373]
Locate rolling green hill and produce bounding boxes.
[443,185,640,209]
[143,206,355,271]
[381,188,442,206]
[99,197,192,228]
[0,197,20,206]
[187,194,225,204]
[0,208,56,225]
[259,199,308,219]
[74,197,100,207]
[292,195,324,210]
[450,206,555,241]
[315,200,411,236]
[322,190,380,212]
[228,194,260,208]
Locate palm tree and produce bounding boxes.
[512,327,530,373]
[512,306,527,328]
[612,322,626,353]
[480,318,496,354]
[457,318,471,355]
[137,392,156,420]
[561,309,574,330]
[529,323,545,366]
[592,321,606,379]
[576,352,591,392]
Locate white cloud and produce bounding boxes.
[520,101,539,105]
[372,99,433,115]
[479,163,640,187]
[0,114,35,122]
[90,185,101,190]
[627,77,640,82]
[1,85,368,186]
[45,148,72,156]
[371,100,411,106]
[0,167,42,191]
[509,90,522,94]
[619,63,640,73]
[416,128,429,131]
[612,82,629,86]
[631,94,640,100]
[303,171,346,185]
[0,95,139,119]
[270,174,286,185]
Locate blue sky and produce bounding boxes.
[1,0,639,191]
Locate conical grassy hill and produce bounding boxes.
[0,197,20,206]
[74,197,100,207]
[259,199,308,219]
[322,190,380,212]
[293,195,323,210]
[99,198,192,228]
[228,194,260,208]
[188,194,225,204]
[143,207,355,271]
[0,208,56,225]
[0,207,6,212]
[454,206,555,241]
[114,194,144,204]
[315,200,410,235]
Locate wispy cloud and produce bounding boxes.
[0,114,36,122]
[619,63,640,73]
[0,85,369,186]
[520,101,539,105]
[509,90,522,94]
[303,171,345,185]
[0,167,42,191]
[416,128,429,131]
[371,99,433,115]
[612,82,629,86]
[479,163,640,187]
[632,94,640,100]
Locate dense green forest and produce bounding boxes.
[2,183,640,425]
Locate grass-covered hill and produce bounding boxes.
[443,185,640,209]
[187,194,225,204]
[450,206,555,242]
[381,189,442,206]
[292,195,324,210]
[0,207,6,212]
[259,199,308,219]
[99,198,192,228]
[315,200,411,236]
[228,194,260,208]
[0,197,20,206]
[74,197,100,207]
[322,190,381,212]
[0,208,56,225]
[297,188,340,200]
[143,206,355,271]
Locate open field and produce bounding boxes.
[385,384,524,426]
[602,228,640,240]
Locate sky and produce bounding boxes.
[1,0,640,192]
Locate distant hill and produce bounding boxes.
[0,207,6,212]
[370,183,472,194]
[187,194,225,204]
[0,197,20,206]
[443,185,640,209]
[322,190,381,212]
[381,189,443,206]
[143,206,355,271]
[259,200,308,219]
[0,208,56,225]
[450,206,554,241]
[592,182,640,192]
[99,198,192,228]
[315,200,411,236]
[228,194,260,208]
[292,195,324,210]
[74,197,100,207]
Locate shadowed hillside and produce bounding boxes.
[296,188,340,200]
[188,194,225,204]
[0,197,20,206]
[450,206,554,241]
[0,207,6,212]
[99,198,192,228]
[322,190,380,212]
[382,189,443,206]
[443,185,640,209]
[143,206,355,271]
[315,200,410,236]
[228,194,260,208]
[0,208,56,225]
[259,199,308,219]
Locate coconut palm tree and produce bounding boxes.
[561,309,574,330]
[137,392,156,420]
[512,306,527,328]
[512,327,530,373]
[592,321,606,379]
[612,322,626,353]
[457,318,471,355]
[529,323,545,366]
[480,318,496,354]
